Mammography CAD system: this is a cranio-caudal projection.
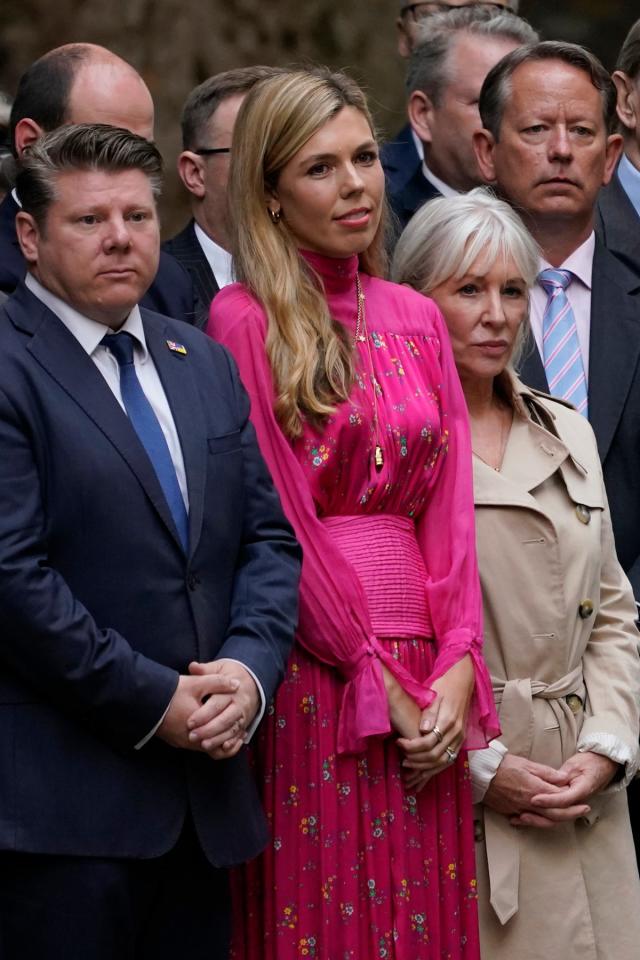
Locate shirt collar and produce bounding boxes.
[421,160,459,199]
[193,222,233,288]
[616,153,640,218]
[538,231,595,291]
[25,272,148,359]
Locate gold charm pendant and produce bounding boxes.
[374,444,384,472]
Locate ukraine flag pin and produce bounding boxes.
[166,340,187,355]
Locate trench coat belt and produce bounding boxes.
[484,665,585,926]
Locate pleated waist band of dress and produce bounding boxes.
[320,514,433,640]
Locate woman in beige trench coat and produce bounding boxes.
[392,188,640,960]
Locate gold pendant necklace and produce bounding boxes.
[354,273,384,473]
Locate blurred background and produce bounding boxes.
[0,0,633,233]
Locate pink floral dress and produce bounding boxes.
[208,251,499,960]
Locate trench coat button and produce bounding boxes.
[578,598,594,619]
[473,819,485,843]
[566,694,583,715]
[575,504,591,524]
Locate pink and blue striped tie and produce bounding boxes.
[538,268,588,417]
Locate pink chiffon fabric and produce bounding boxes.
[208,251,499,959]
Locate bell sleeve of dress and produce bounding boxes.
[415,304,500,748]
[208,286,434,753]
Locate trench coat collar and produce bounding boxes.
[473,375,588,507]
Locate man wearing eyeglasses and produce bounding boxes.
[164,67,279,328]
[382,0,521,195]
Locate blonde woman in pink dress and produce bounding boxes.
[207,68,499,960]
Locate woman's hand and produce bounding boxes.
[397,655,475,789]
[380,665,422,740]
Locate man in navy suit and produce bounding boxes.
[0,42,195,325]
[389,6,535,234]
[164,66,277,328]
[0,122,300,959]
[382,0,522,196]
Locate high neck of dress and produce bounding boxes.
[301,249,360,296]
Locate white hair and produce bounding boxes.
[391,187,540,366]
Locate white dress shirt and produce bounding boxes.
[529,232,595,382]
[421,160,459,199]
[25,273,265,745]
[194,223,234,289]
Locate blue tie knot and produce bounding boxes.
[103,331,136,367]
[538,268,572,295]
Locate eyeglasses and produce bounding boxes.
[401,2,511,20]
[194,147,231,156]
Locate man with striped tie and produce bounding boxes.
[474,40,640,859]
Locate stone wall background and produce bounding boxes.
[0,0,633,234]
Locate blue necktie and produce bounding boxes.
[538,268,588,418]
[103,332,189,551]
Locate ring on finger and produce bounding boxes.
[431,724,443,743]
[445,746,458,763]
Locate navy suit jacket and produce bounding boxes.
[0,192,197,326]
[163,219,219,329]
[518,238,640,596]
[0,283,301,866]
[388,164,441,246]
[596,168,640,281]
[380,122,421,196]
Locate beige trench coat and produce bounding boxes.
[472,377,640,960]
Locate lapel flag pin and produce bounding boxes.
[166,340,187,355]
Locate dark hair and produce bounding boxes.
[616,19,640,79]
[17,122,163,228]
[181,65,282,150]
[480,41,617,138]
[406,7,538,103]
[8,44,91,158]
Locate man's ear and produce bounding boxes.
[177,151,206,199]
[613,71,639,135]
[15,210,41,265]
[602,133,624,187]
[473,129,498,184]
[407,90,435,146]
[14,118,45,159]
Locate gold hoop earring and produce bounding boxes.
[268,207,281,224]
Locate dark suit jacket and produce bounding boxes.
[163,219,219,329]
[380,122,421,196]
[518,239,640,596]
[0,283,300,866]
[0,192,197,326]
[389,164,441,235]
[596,168,640,281]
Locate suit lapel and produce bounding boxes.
[516,329,548,392]
[144,315,207,558]
[8,286,186,552]
[588,240,640,462]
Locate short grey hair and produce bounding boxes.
[391,187,540,366]
[616,19,640,79]
[480,41,618,138]
[181,65,283,150]
[16,122,163,228]
[406,7,538,103]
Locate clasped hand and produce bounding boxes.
[157,660,259,759]
[384,655,475,794]
[484,751,618,828]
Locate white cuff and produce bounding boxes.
[468,738,508,804]
[577,733,640,789]
[135,702,171,750]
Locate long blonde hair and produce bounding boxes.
[229,68,387,437]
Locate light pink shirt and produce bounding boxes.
[529,232,595,382]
